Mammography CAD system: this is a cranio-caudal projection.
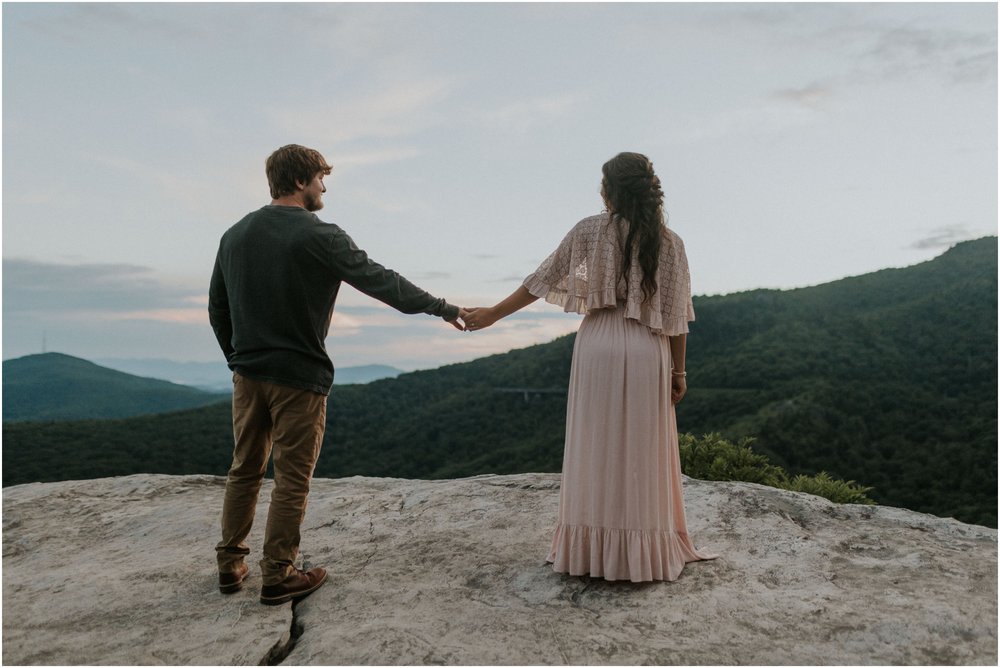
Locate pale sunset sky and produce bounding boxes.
[3,2,997,371]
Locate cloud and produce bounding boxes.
[479,94,582,134]
[326,310,404,337]
[859,25,997,83]
[909,224,981,251]
[101,309,208,326]
[806,10,998,86]
[407,271,452,281]
[1,258,217,360]
[664,101,821,145]
[12,3,209,45]
[1,261,583,369]
[319,306,581,370]
[333,185,431,217]
[2,259,201,316]
[80,151,257,220]
[333,147,421,168]
[722,4,997,86]
[772,83,833,109]
[326,312,366,337]
[268,78,455,146]
[277,4,425,62]
[153,106,216,133]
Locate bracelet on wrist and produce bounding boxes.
[671,370,687,377]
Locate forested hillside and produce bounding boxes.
[2,353,225,421]
[680,237,997,525]
[4,238,995,526]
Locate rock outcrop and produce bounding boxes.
[2,473,996,665]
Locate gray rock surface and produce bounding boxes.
[2,473,996,665]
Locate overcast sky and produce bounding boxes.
[3,2,997,370]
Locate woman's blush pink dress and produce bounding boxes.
[523,213,718,582]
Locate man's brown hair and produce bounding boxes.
[265,145,333,199]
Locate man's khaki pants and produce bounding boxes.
[216,373,327,586]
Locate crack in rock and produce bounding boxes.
[355,495,379,574]
[261,552,318,666]
[306,519,337,532]
[262,602,305,666]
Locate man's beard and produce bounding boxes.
[304,192,324,212]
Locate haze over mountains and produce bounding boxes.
[3,237,996,527]
[93,358,404,392]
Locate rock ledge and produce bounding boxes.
[2,473,996,665]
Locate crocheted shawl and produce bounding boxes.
[522,213,695,336]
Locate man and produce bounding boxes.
[209,144,466,605]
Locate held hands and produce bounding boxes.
[448,308,473,331]
[444,307,497,332]
[446,307,488,332]
[452,286,536,333]
[461,307,499,332]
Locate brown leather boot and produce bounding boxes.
[218,562,249,594]
[259,566,328,606]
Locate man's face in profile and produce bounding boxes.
[302,173,326,212]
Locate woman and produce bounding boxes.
[464,152,717,582]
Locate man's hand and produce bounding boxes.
[449,308,471,331]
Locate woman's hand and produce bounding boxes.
[671,374,687,404]
[463,307,499,332]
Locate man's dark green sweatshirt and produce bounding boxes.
[209,205,459,395]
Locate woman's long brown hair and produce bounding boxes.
[601,152,665,303]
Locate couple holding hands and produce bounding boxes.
[208,144,716,606]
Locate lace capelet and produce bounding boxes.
[522,213,695,336]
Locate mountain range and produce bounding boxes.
[3,237,996,526]
[2,355,406,421]
[1,353,225,422]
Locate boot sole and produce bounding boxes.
[219,580,245,594]
[259,572,328,606]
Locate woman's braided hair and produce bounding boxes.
[601,152,665,304]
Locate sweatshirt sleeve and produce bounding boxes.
[328,228,460,321]
[208,251,235,360]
